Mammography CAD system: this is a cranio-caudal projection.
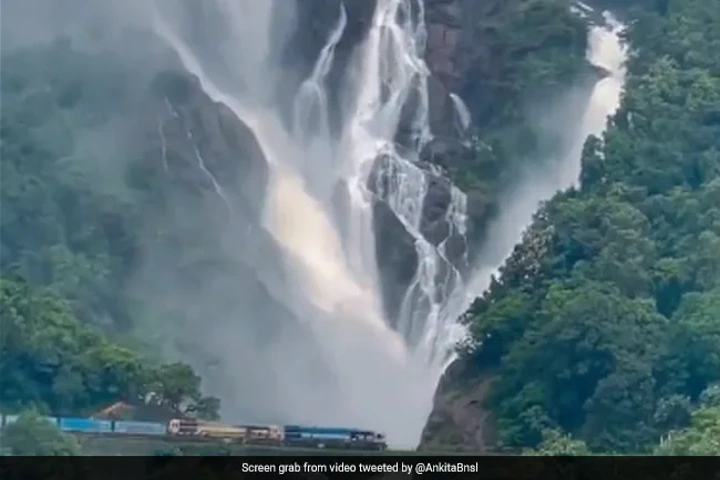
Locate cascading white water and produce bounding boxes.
[346,0,470,374]
[151,0,464,448]
[469,8,628,295]
[149,0,627,449]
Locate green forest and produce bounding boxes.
[0,39,221,427]
[458,0,720,455]
[2,0,720,456]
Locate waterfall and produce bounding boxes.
[150,0,467,448]
[147,0,627,449]
[347,0,469,372]
[468,8,628,295]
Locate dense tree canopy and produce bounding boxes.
[0,276,219,420]
[2,410,82,456]
[0,35,224,423]
[653,385,720,455]
[0,41,141,329]
[459,0,720,454]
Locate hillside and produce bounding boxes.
[0,0,593,438]
[421,0,720,455]
[3,0,717,456]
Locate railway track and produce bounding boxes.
[74,432,407,456]
[72,432,501,456]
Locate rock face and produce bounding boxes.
[146,70,269,216]
[419,364,499,452]
[372,200,420,324]
[118,0,591,449]
[112,0,484,420]
[285,0,376,120]
[125,64,335,422]
[424,0,530,132]
[288,0,480,325]
[422,0,515,253]
[417,0,599,453]
[424,0,472,137]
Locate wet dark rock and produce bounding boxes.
[420,173,453,245]
[373,199,419,328]
[419,363,500,452]
[146,69,269,216]
[420,136,471,169]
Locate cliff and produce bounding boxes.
[122,0,595,347]
[1,0,598,444]
[422,0,720,455]
[419,0,598,452]
[290,0,598,451]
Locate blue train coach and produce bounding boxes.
[113,420,167,436]
[59,417,113,433]
[2,414,58,428]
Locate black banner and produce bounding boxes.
[0,455,718,480]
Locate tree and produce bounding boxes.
[454,0,720,454]
[0,277,220,419]
[3,411,81,456]
[654,406,720,455]
[525,429,591,456]
[652,384,720,455]
[149,363,220,420]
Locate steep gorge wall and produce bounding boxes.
[1,0,597,437]
[283,0,598,450]
[419,1,627,452]
[124,65,339,422]
[136,0,595,431]
[131,0,592,342]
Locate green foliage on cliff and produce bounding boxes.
[464,0,590,127]
[0,276,220,420]
[523,429,591,456]
[0,41,140,329]
[448,0,594,236]
[653,385,720,455]
[0,39,223,421]
[458,0,720,454]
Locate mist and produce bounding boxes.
[468,11,628,292]
[1,0,627,449]
[147,0,459,448]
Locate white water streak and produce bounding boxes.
[164,95,233,211]
[449,92,471,133]
[467,10,628,297]
[292,2,347,197]
[157,120,169,172]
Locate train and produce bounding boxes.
[0,414,388,451]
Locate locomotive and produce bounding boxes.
[0,414,388,451]
[284,425,387,451]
